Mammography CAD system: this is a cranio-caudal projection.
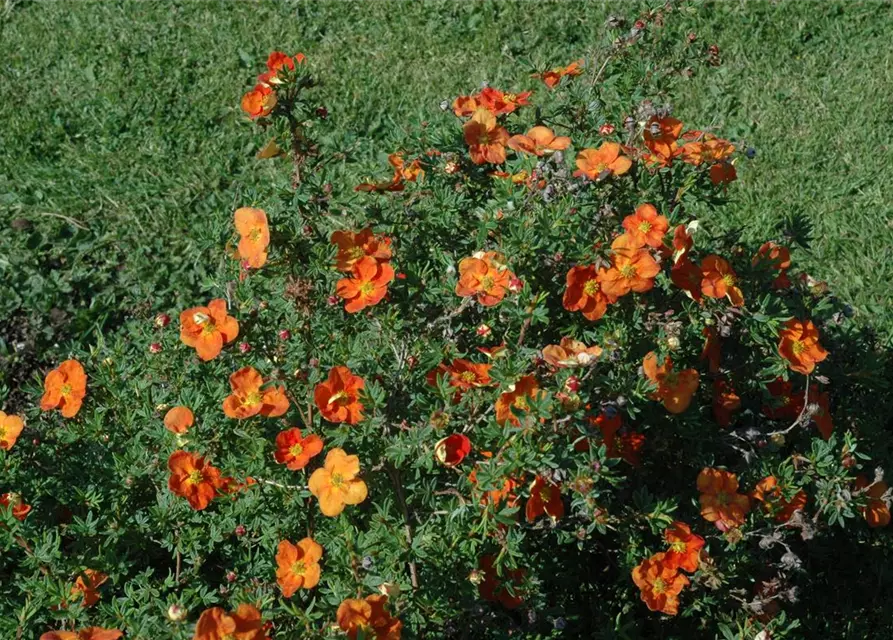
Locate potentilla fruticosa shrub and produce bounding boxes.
[3,8,893,640]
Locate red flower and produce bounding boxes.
[712,378,741,428]
[562,265,615,321]
[0,492,31,521]
[697,468,751,531]
[222,366,289,420]
[314,366,365,425]
[700,255,744,307]
[478,555,526,609]
[631,552,689,615]
[778,319,828,375]
[622,203,669,248]
[477,87,531,116]
[274,428,324,470]
[434,434,472,467]
[525,476,564,522]
[663,522,705,572]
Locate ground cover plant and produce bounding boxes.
[2,2,893,639]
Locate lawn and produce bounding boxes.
[1,0,892,394]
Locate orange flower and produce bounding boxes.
[193,603,268,640]
[464,108,509,164]
[336,594,402,640]
[222,366,289,419]
[700,255,744,306]
[241,84,277,119]
[234,207,270,269]
[562,264,615,321]
[495,375,541,426]
[525,476,564,522]
[751,476,808,523]
[670,257,703,302]
[167,450,223,511]
[601,235,661,298]
[427,359,492,398]
[536,60,583,89]
[276,537,323,596]
[40,359,87,418]
[631,552,689,615]
[811,390,833,440]
[273,428,324,470]
[573,143,632,179]
[455,251,514,306]
[266,51,305,75]
[478,555,526,609]
[336,256,395,313]
[389,152,424,182]
[541,337,602,368]
[762,378,805,421]
[71,569,108,607]
[507,126,571,156]
[778,319,828,375]
[697,468,751,531]
[712,378,741,427]
[0,492,31,521]
[477,87,531,116]
[434,433,472,467]
[753,241,792,289]
[179,299,239,361]
[331,228,393,272]
[642,116,683,166]
[671,223,695,263]
[308,448,368,516]
[469,468,522,508]
[452,94,479,117]
[854,475,891,528]
[643,352,700,414]
[0,411,24,450]
[709,161,737,185]
[622,203,669,248]
[663,522,705,573]
[40,629,123,640]
[314,366,365,425]
[164,406,194,434]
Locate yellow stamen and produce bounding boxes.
[583,279,600,296]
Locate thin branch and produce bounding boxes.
[386,463,420,590]
[766,376,811,437]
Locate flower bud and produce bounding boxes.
[167,604,187,622]
[149,342,163,354]
[476,323,491,337]
[234,524,247,537]
[565,376,581,393]
[226,571,237,583]
[379,582,401,599]
[279,329,292,341]
[468,569,484,586]
[239,342,251,354]
[154,313,171,328]
[598,123,616,136]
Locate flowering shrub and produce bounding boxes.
[3,6,893,640]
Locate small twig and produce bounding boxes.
[386,463,420,590]
[35,211,88,230]
[254,477,303,490]
[426,297,473,330]
[766,376,811,437]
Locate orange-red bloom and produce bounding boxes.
[622,204,669,248]
[336,594,402,639]
[573,143,632,179]
[778,318,828,375]
[0,411,24,450]
[541,338,602,368]
[670,257,703,302]
[222,366,289,419]
[700,255,744,306]
[40,629,123,640]
[274,428,324,470]
[434,433,472,467]
[753,241,792,289]
[164,406,194,434]
[314,366,365,425]
[234,207,270,269]
[663,522,705,573]
[536,60,583,88]
[478,555,526,609]
[40,359,87,418]
[643,352,700,414]
[468,468,522,508]
[751,476,808,523]
[308,448,368,516]
[194,603,268,640]
[525,476,564,522]
[854,475,890,528]
[601,234,661,297]
[477,87,531,115]
[266,51,305,75]
[452,94,479,117]
[562,264,615,321]
[642,116,683,167]
[495,375,541,426]
[507,126,571,156]
[811,390,833,440]
[455,251,514,306]
[167,451,223,511]
[712,378,741,427]
[762,378,805,421]
[427,358,492,397]
[701,327,721,373]
[331,228,393,272]
[0,492,30,521]
[671,223,695,263]
[631,552,689,615]
[179,299,239,361]
[464,108,510,164]
[241,84,277,119]
[336,256,395,313]
[71,569,108,607]
[697,468,751,531]
[276,537,323,596]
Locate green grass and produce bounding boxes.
[1,0,891,382]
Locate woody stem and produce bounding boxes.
[386,462,420,590]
